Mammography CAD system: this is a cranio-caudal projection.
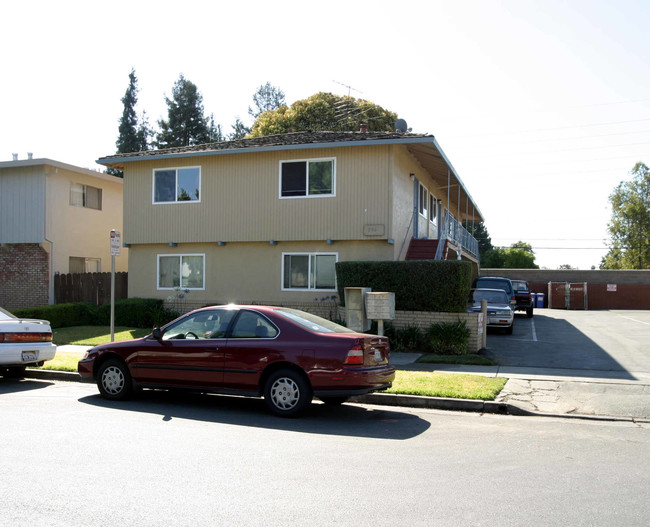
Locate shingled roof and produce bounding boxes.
[97,131,434,166]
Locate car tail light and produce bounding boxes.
[343,344,364,365]
[0,332,52,343]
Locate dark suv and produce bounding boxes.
[472,277,516,309]
[511,279,534,318]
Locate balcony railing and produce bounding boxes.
[436,212,479,259]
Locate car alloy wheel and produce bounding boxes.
[97,359,133,401]
[264,369,312,417]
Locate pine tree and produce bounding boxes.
[248,82,286,119]
[155,74,211,148]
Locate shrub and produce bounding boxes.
[336,260,472,312]
[12,303,98,328]
[383,323,425,352]
[425,321,470,355]
[12,299,178,329]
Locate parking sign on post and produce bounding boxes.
[109,230,121,341]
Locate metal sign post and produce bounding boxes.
[109,230,121,342]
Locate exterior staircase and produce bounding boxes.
[405,238,449,260]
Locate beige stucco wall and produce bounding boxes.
[46,167,127,274]
[128,240,395,305]
[390,145,443,260]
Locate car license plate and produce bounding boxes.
[374,350,382,362]
[22,350,39,362]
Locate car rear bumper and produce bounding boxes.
[0,343,56,366]
[310,365,396,395]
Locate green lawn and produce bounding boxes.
[40,326,508,400]
[384,371,507,400]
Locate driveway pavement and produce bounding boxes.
[381,309,650,421]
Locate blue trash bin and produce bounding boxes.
[536,293,545,308]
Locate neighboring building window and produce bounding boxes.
[70,183,102,210]
[157,254,205,289]
[280,158,335,198]
[418,183,428,218]
[282,253,337,291]
[428,193,437,224]
[69,257,101,273]
[153,167,201,203]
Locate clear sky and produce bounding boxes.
[2,0,648,270]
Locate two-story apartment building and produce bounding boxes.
[97,131,482,307]
[0,157,126,309]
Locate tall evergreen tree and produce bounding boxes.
[110,69,150,176]
[248,82,286,119]
[155,74,212,148]
[229,117,249,140]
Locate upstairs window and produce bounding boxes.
[280,158,335,198]
[418,183,428,218]
[428,193,437,224]
[70,183,102,210]
[153,167,200,203]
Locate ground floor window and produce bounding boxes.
[69,257,101,273]
[157,254,205,289]
[282,253,337,291]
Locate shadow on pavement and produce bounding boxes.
[78,389,431,440]
[0,378,54,393]
[483,312,636,380]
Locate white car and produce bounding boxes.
[467,288,515,334]
[0,307,56,377]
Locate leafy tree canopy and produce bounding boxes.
[249,92,398,137]
[155,74,213,148]
[601,162,650,269]
[481,242,539,269]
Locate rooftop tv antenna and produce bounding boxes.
[333,80,362,97]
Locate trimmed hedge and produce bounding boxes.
[12,303,97,328]
[12,298,176,329]
[336,260,473,312]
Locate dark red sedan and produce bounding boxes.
[78,305,395,416]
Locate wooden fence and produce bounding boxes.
[54,272,128,305]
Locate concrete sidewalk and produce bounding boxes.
[371,352,650,422]
[27,349,650,422]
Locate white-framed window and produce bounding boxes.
[70,183,102,210]
[428,193,437,224]
[69,257,101,273]
[279,158,335,198]
[282,252,338,291]
[157,254,205,289]
[418,183,428,218]
[153,167,201,203]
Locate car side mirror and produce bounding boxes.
[152,327,163,341]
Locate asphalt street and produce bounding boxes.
[1,379,648,527]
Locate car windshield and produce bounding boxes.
[273,308,355,334]
[471,290,509,304]
[512,281,527,291]
[476,279,509,291]
[0,307,16,320]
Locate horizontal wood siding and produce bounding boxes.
[124,146,392,244]
[0,166,45,243]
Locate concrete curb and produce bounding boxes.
[25,368,645,423]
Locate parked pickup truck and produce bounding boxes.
[512,280,534,318]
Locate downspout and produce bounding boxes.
[412,174,418,239]
[43,167,58,304]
